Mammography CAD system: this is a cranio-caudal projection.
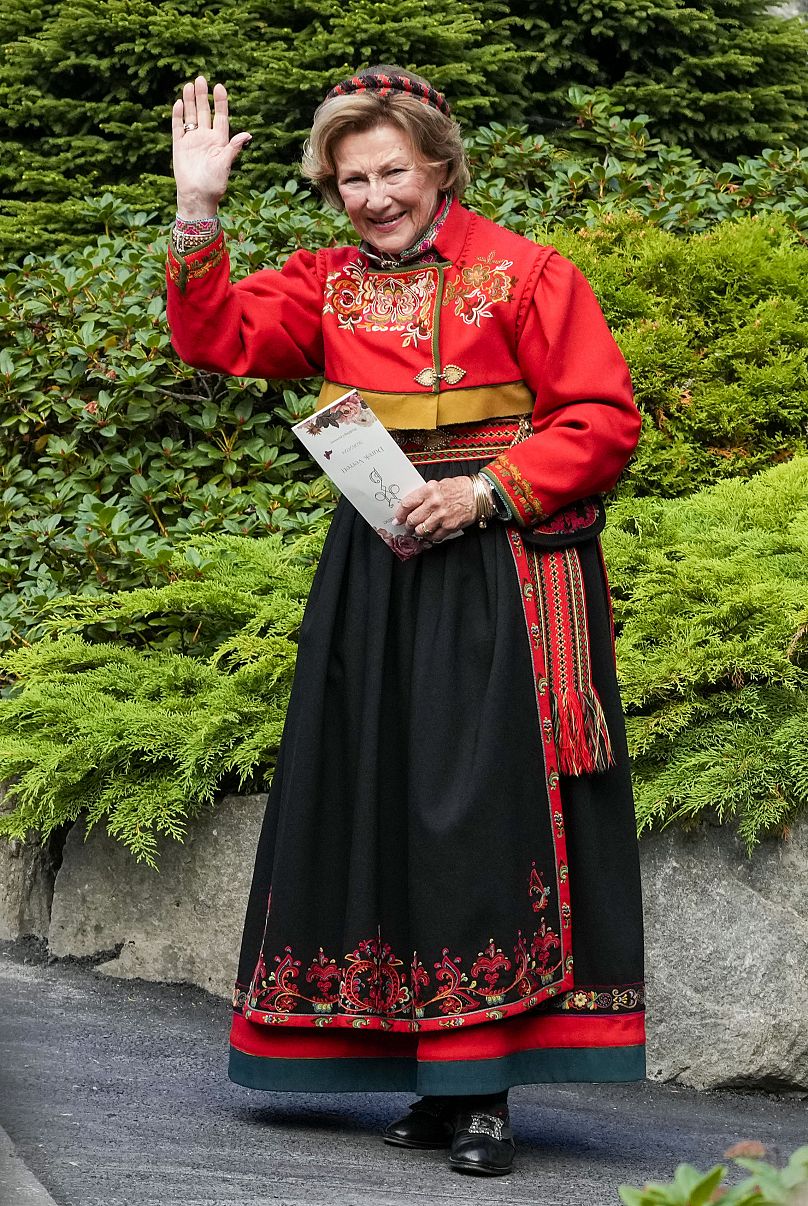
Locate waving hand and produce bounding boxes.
[171,75,252,218]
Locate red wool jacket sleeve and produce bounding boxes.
[166,233,325,379]
[482,251,641,524]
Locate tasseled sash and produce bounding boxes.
[508,531,614,777]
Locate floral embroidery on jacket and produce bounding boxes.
[322,253,517,348]
[443,254,516,325]
[323,260,437,348]
[242,863,566,1029]
[484,454,546,525]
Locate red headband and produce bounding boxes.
[323,72,451,117]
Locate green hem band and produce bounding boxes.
[228,1044,646,1095]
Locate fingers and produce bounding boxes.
[398,477,476,541]
[176,77,248,155]
[175,76,245,167]
[226,132,253,166]
[194,75,212,129]
[394,486,428,526]
[171,97,185,145]
[181,79,197,128]
[212,83,229,139]
[179,76,212,132]
[409,506,439,534]
[398,481,447,538]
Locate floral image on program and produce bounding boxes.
[303,390,378,435]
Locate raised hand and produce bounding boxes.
[171,75,252,218]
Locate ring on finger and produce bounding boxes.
[183,121,198,131]
[418,521,432,536]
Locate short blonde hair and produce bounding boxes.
[302,67,469,209]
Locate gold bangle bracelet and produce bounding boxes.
[471,473,496,528]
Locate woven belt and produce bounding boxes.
[391,416,532,464]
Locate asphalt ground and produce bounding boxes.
[0,940,805,1206]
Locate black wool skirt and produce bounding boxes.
[229,454,645,1095]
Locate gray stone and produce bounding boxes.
[640,817,808,1092]
[48,793,266,999]
[0,786,58,940]
[47,787,808,1091]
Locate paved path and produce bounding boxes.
[0,1124,58,1206]
[1,941,805,1206]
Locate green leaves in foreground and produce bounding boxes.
[618,1142,808,1205]
[0,530,324,866]
[0,459,806,864]
[605,457,808,850]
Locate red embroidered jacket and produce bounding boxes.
[166,199,641,524]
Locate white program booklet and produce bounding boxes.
[292,390,457,561]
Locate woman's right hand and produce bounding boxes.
[171,75,252,218]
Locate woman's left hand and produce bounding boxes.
[394,476,476,542]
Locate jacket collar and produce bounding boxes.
[431,196,473,265]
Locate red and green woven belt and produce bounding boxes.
[391,416,532,464]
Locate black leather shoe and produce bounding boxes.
[383,1098,456,1149]
[449,1109,515,1176]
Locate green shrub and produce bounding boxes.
[0,530,324,866]
[3,0,808,253]
[3,207,806,644]
[618,1141,808,1205]
[605,457,808,851]
[0,184,340,646]
[466,110,808,236]
[548,214,808,498]
[0,458,805,862]
[5,89,808,262]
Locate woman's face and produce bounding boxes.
[333,123,447,256]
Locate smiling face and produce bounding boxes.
[333,123,448,256]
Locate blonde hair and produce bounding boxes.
[302,66,469,209]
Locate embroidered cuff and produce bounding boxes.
[172,214,221,255]
[480,456,546,526]
[479,470,514,521]
[166,229,226,294]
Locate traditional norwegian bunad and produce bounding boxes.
[166,196,646,1095]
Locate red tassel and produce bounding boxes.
[552,688,614,776]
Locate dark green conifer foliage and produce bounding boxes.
[3,0,808,239]
[0,532,324,867]
[0,0,519,213]
[499,0,808,161]
[605,458,808,851]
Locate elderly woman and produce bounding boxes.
[167,67,645,1178]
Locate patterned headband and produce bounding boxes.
[323,72,451,117]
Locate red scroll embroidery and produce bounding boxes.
[241,854,574,1033]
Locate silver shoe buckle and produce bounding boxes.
[467,1112,505,1141]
